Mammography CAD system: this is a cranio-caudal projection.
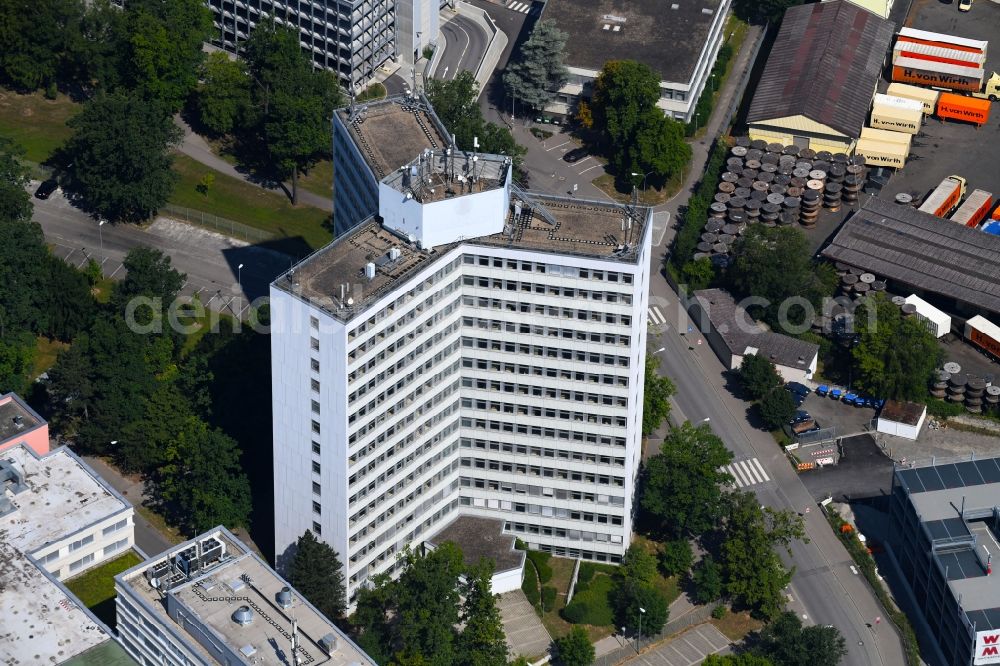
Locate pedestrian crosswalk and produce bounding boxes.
[648,305,667,326]
[505,0,535,13]
[721,458,771,489]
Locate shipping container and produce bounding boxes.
[904,294,952,338]
[870,106,923,134]
[873,93,926,113]
[897,27,988,56]
[965,315,1000,360]
[854,138,908,168]
[887,83,940,114]
[936,92,991,125]
[950,189,993,228]
[918,175,967,217]
[892,42,987,69]
[892,59,984,93]
[860,126,913,148]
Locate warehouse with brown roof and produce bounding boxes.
[747,0,895,153]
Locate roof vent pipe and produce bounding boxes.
[232,605,253,626]
[277,586,293,609]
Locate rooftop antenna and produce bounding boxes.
[291,617,302,666]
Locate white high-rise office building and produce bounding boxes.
[271,108,651,600]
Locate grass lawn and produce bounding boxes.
[593,170,685,207]
[170,154,332,249]
[0,88,77,163]
[136,505,186,546]
[32,337,69,380]
[711,609,763,642]
[299,159,333,199]
[65,550,143,628]
[357,82,387,102]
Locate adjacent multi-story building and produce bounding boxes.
[272,114,652,600]
[540,0,732,123]
[332,93,450,237]
[886,457,1000,666]
[115,526,373,666]
[0,390,50,455]
[0,436,137,665]
[203,0,437,93]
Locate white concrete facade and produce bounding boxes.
[272,198,650,602]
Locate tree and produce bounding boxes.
[502,20,568,111]
[681,257,715,292]
[753,611,847,666]
[67,0,126,92]
[640,422,734,539]
[554,626,595,666]
[193,52,251,136]
[621,546,658,584]
[0,220,57,335]
[353,573,395,664]
[590,60,690,185]
[243,20,344,203]
[394,543,465,666]
[734,0,803,23]
[0,332,35,395]
[704,655,775,666]
[40,255,95,341]
[45,334,93,428]
[63,92,181,222]
[721,493,805,620]
[155,415,252,533]
[727,226,838,330]
[643,355,676,435]
[457,559,509,666]
[852,293,941,401]
[691,555,723,604]
[658,539,694,577]
[0,0,83,91]
[575,100,593,129]
[0,137,32,222]
[759,388,797,430]
[112,247,186,311]
[119,0,213,110]
[614,580,669,636]
[426,72,526,171]
[738,354,784,401]
[288,529,347,621]
[117,381,192,473]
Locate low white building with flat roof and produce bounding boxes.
[0,443,136,665]
[115,527,374,666]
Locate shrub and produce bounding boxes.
[527,551,553,584]
[522,559,541,611]
[925,398,965,419]
[542,585,557,611]
[577,563,595,583]
[573,580,590,594]
[672,141,728,269]
[659,539,694,577]
[515,538,528,551]
[711,604,728,620]
[691,555,723,604]
[561,575,615,626]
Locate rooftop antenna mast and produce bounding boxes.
[291,616,302,666]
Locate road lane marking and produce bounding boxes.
[545,139,571,152]
[722,457,770,488]
[577,164,603,175]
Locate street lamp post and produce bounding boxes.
[98,219,106,252]
[630,170,655,196]
[636,607,646,653]
[237,263,244,292]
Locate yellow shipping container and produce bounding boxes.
[860,126,913,150]
[870,106,923,134]
[855,138,908,168]
[886,82,940,115]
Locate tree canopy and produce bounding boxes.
[753,611,847,666]
[0,137,32,223]
[643,354,675,435]
[852,293,941,401]
[555,626,595,666]
[457,560,509,666]
[640,421,734,539]
[733,0,803,23]
[288,529,347,621]
[62,92,181,222]
[759,388,798,431]
[503,20,569,111]
[738,354,784,401]
[727,226,838,330]
[590,60,691,187]
[193,52,251,137]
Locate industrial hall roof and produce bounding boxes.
[746,0,896,139]
[822,197,1000,317]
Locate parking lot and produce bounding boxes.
[878,0,1000,205]
[799,434,895,502]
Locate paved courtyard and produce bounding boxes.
[622,624,730,666]
[496,590,551,661]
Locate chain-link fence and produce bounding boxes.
[591,603,721,666]
[161,204,275,243]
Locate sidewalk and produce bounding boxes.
[593,592,699,658]
[173,116,333,213]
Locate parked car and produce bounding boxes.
[786,382,811,398]
[563,147,588,163]
[959,0,973,12]
[789,410,812,425]
[34,179,59,200]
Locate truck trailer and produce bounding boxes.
[891,58,985,93]
[965,315,1000,360]
[896,27,987,57]
[887,82,940,114]
[950,189,993,227]
[918,175,967,217]
[936,92,991,125]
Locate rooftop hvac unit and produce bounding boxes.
[174,545,201,577]
[388,247,401,261]
[232,605,253,626]
[200,537,225,566]
[319,633,339,654]
[364,262,376,280]
[276,586,294,609]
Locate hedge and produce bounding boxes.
[527,550,553,584]
[825,509,921,665]
[924,398,966,419]
[542,585,557,611]
[522,559,541,612]
[672,141,729,272]
[578,561,618,584]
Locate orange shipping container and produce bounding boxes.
[891,64,982,93]
[936,93,991,126]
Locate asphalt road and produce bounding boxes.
[30,185,292,309]
[647,282,905,665]
[438,14,488,81]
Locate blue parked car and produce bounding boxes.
[816,385,829,397]
[843,393,857,406]
[830,388,843,400]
